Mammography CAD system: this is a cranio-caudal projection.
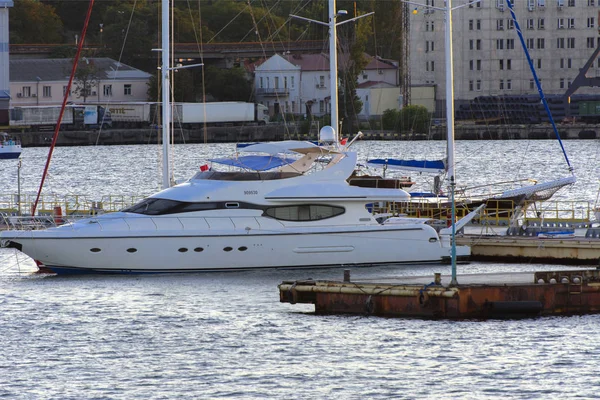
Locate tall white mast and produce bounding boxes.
[328,0,339,136]
[445,0,455,185]
[161,0,171,190]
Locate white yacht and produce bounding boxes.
[1,140,473,274]
[0,0,476,274]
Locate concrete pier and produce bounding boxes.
[279,269,600,319]
[456,234,600,265]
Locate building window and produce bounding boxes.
[507,59,512,70]
[527,38,535,49]
[499,79,504,90]
[476,80,481,91]
[431,61,435,72]
[537,38,545,49]
[319,75,325,87]
[260,77,264,88]
[507,39,515,49]
[63,86,70,96]
[560,78,565,89]
[560,58,565,68]
[124,84,132,96]
[589,0,595,5]
[476,39,481,50]
[497,19,504,30]
[506,80,512,90]
[22,86,31,97]
[496,39,504,50]
[568,18,575,29]
[568,58,572,68]
[469,80,474,91]
[103,84,112,96]
[537,59,542,69]
[499,59,504,70]
[291,76,295,88]
[588,17,595,28]
[291,101,295,113]
[469,40,474,50]
[557,37,565,48]
[567,38,576,48]
[558,18,565,29]
[469,20,474,30]
[42,86,51,97]
[319,101,324,113]
[470,60,474,71]
[274,77,279,89]
[284,76,288,88]
[538,18,545,29]
[477,20,481,30]
[527,19,535,29]
[530,79,535,90]
[588,37,596,48]
[568,0,575,5]
[508,19,514,30]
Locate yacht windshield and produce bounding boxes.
[122,198,218,215]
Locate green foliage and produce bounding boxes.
[203,66,252,102]
[382,109,400,131]
[10,0,63,44]
[382,105,431,133]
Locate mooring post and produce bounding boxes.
[343,269,351,282]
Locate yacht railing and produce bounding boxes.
[0,193,146,218]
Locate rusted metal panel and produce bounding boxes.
[279,270,600,319]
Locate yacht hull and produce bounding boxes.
[2,225,468,274]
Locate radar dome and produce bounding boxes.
[319,125,336,144]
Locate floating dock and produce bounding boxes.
[279,269,600,319]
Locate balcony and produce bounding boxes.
[256,88,290,97]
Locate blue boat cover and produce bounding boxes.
[209,155,295,171]
[367,158,445,174]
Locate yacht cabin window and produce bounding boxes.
[264,205,344,221]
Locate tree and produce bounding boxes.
[10,0,63,44]
[203,66,252,102]
[337,12,371,134]
[73,59,100,103]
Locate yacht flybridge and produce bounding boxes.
[1,141,475,274]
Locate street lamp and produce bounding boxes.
[99,23,103,47]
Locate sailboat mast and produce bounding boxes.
[444,0,458,285]
[161,0,171,190]
[444,1,455,183]
[329,0,339,139]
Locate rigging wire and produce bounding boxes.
[31,0,95,217]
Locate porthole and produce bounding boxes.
[194,247,204,252]
[127,248,137,253]
[178,248,188,253]
[238,246,248,252]
[225,202,240,209]
[224,246,233,252]
[90,248,101,253]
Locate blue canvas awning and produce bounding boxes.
[209,155,296,171]
[367,158,446,174]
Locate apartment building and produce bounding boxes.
[410,0,600,115]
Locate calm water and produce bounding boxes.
[1,140,600,398]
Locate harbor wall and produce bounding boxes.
[9,123,600,147]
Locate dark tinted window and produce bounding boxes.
[264,205,344,221]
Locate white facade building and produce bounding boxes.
[410,0,600,115]
[254,53,399,117]
[10,58,151,107]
